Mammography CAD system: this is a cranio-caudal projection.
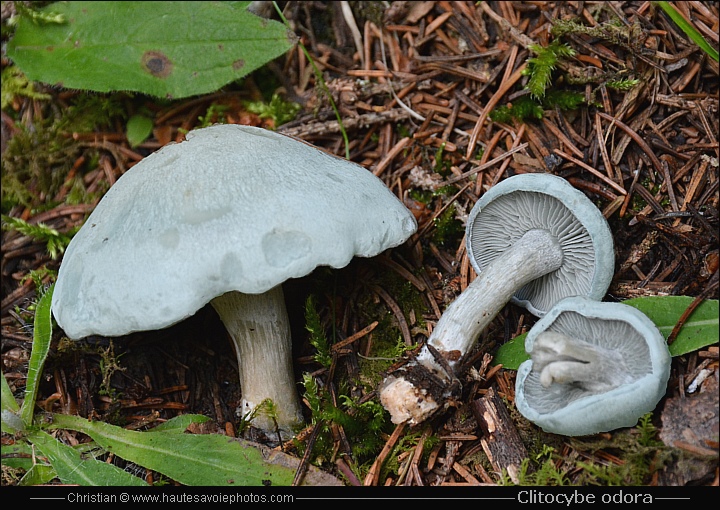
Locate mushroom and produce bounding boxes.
[51,124,417,440]
[515,296,671,436]
[379,173,614,425]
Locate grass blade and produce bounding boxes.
[656,2,719,62]
[20,284,53,427]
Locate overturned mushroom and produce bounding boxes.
[515,296,671,436]
[380,173,614,425]
[52,124,417,440]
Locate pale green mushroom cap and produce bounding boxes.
[52,124,417,339]
[515,296,671,436]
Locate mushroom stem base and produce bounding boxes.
[211,287,303,440]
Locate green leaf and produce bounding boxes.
[623,296,718,357]
[494,297,719,369]
[27,429,148,486]
[150,413,211,433]
[1,442,35,470]
[126,114,154,147]
[20,284,54,427]
[655,2,719,62]
[4,441,63,486]
[7,1,297,99]
[493,332,529,370]
[18,463,58,486]
[1,407,24,436]
[48,413,296,486]
[2,371,21,416]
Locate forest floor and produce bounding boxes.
[1,1,718,487]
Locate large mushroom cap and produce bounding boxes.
[52,124,417,339]
[515,296,671,436]
[466,173,614,316]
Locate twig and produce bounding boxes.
[444,143,529,185]
[331,321,379,352]
[666,272,719,345]
[292,420,323,486]
[465,65,527,160]
[554,148,628,195]
[364,422,406,486]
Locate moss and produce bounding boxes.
[396,124,411,139]
[432,204,464,246]
[490,96,544,123]
[1,119,78,211]
[525,41,577,99]
[500,395,668,486]
[57,93,126,133]
[1,215,77,260]
[563,417,669,485]
[2,93,124,212]
[409,188,433,205]
[1,66,50,109]
[19,267,57,290]
[349,1,386,28]
[244,93,301,127]
[550,18,644,49]
[433,143,452,176]
[304,295,332,368]
[64,175,99,206]
[377,429,426,481]
[357,313,407,388]
[500,455,570,486]
[197,103,229,128]
[300,370,398,471]
[490,89,585,123]
[298,268,430,472]
[350,270,425,390]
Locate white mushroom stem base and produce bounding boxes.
[211,287,303,440]
[531,331,635,393]
[380,229,564,425]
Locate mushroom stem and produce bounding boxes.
[380,228,564,425]
[211,287,303,439]
[531,331,635,393]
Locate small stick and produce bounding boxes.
[471,386,530,485]
[666,272,719,345]
[364,422,406,486]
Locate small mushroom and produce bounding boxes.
[515,296,671,436]
[380,173,614,425]
[52,124,417,440]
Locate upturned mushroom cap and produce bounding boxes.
[514,296,671,436]
[52,124,417,338]
[466,173,614,317]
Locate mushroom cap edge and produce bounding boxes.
[514,296,671,436]
[51,124,418,339]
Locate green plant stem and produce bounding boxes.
[272,1,350,159]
